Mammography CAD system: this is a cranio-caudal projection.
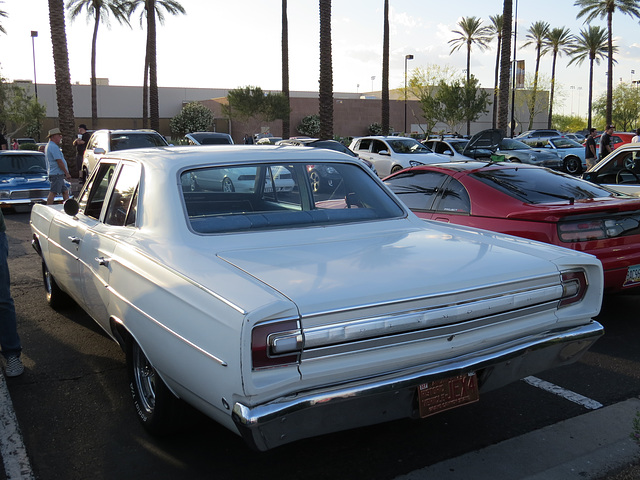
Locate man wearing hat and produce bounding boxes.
[45,128,71,205]
[73,123,91,182]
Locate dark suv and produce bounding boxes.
[514,129,562,148]
[81,129,168,180]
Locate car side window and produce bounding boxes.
[433,178,471,214]
[356,139,371,152]
[384,171,448,210]
[371,140,387,154]
[104,163,140,227]
[79,162,118,219]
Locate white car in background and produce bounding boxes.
[349,136,450,177]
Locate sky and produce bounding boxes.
[2,0,640,118]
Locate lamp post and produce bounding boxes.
[30,31,38,101]
[371,76,376,92]
[404,54,414,134]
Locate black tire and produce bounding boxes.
[563,156,582,175]
[390,165,403,174]
[222,177,235,193]
[42,261,72,309]
[309,170,323,193]
[126,338,184,435]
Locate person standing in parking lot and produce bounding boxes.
[585,128,598,169]
[632,128,640,144]
[45,128,71,205]
[0,133,7,150]
[599,125,614,160]
[73,124,91,181]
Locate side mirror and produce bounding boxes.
[94,147,106,155]
[63,198,79,216]
[443,150,453,156]
[378,150,390,156]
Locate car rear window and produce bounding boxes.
[472,167,624,204]
[180,162,404,233]
[110,133,167,151]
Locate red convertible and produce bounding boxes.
[384,161,640,293]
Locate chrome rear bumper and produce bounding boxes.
[232,321,603,451]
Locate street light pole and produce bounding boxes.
[30,31,38,101]
[404,54,413,134]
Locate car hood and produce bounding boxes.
[0,173,48,185]
[463,129,503,157]
[214,222,582,318]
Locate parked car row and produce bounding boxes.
[31,144,604,451]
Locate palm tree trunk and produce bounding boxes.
[319,0,333,140]
[528,46,541,130]
[466,41,471,135]
[497,0,512,133]
[282,0,290,139]
[547,52,557,129]
[381,0,389,135]
[492,36,501,129]
[147,0,159,131]
[588,55,594,130]
[142,27,150,129]
[606,11,613,126]
[90,9,100,127]
[48,0,76,175]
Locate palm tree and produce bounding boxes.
[282,0,290,139]
[126,0,185,130]
[497,0,513,133]
[448,16,493,135]
[381,0,390,135]
[489,14,503,129]
[319,0,333,140]
[521,21,550,129]
[0,1,8,34]
[48,0,77,174]
[575,0,640,126]
[543,27,574,128]
[568,26,611,129]
[67,0,130,128]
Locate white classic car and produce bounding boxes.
[30,145,605,451]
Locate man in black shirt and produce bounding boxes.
[585,128,598,169]
[599,125,614,160]
[73,124,91,181]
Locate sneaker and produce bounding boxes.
[4,355,24,377]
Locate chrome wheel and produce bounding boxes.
[564,157,581,175]
[222,177,235,192]
[309,170,322,193]
[132,343,157,415]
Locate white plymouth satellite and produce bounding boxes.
[30,145,604,451]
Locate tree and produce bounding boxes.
[575,0,640,125]
[281,0,290,139]
[297,114,320,136]
[48,0,77,174]
[319,0,333,140]
[0,1,7,34]
[497,0,513,133]
[381,0,390,135]
[513,74,553,131]
[67,0,130,127]
[0,84,46,139]
[568,25,610,129]
[543,27,574,128]
[433,76,490,133]
[448,16,493,135]
[552,113,588,132]
[126,0,186,130]
[521,21,550,129]
[223,86,290,135]
[489,14,503,129]
[593,82,640,130]
[169,102,213,137]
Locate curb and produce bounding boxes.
[394,397,640,480]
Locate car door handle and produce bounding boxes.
[95,257,110,267]
[68,236,81,244]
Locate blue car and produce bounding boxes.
[0,151,69,212]
[543,137,586,175]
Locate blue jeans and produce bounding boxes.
[0,233,21,358]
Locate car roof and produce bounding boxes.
[0,150,44,156]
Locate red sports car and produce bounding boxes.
[384,161,640,293]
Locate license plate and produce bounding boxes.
[623,264,640,287]
[418,373,479,418]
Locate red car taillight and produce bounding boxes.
[558,220,607,242]
[559,270,588,307]
[251,319,302,370]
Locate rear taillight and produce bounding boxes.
[558,220,606,242]
[559,270,588,307]
[251,319,302,370]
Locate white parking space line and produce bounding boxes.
[523,376,604,410]
[0,373,34,480]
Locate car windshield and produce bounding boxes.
[500,138,532,151]
[110,133,167,151]
[472,167,624,204]
[181,162,404,233]
[550,138,583,149]
[386,139,432,154]
[449,141,468,154]
[0,154,47,174]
